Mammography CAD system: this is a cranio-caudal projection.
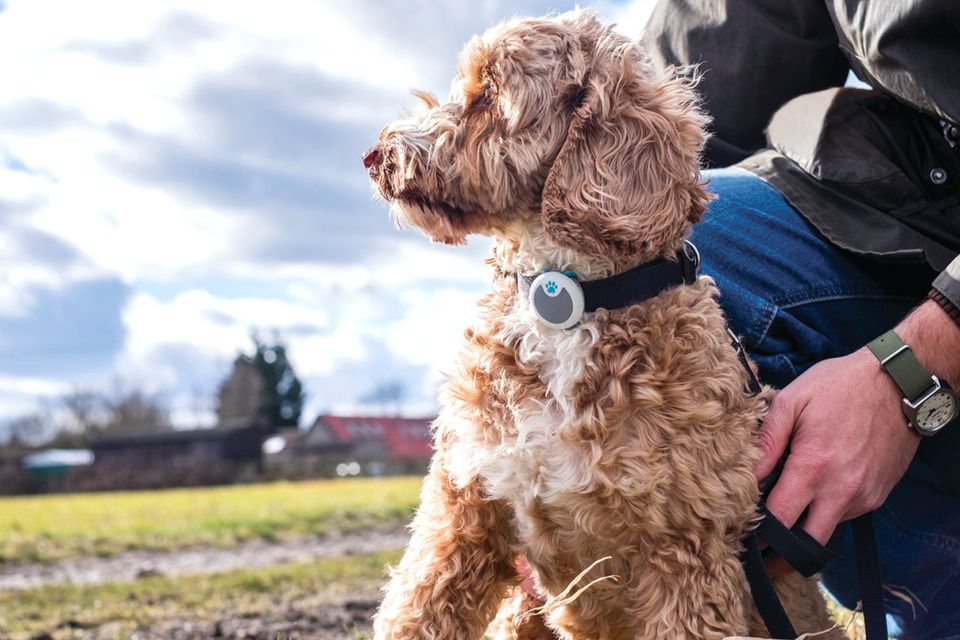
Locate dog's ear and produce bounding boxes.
[541,23,712,262]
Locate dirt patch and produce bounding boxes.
[122,597,378,640]
[0,527,409,591]
[29,593,382,640]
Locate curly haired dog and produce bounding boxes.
[364,10,841,640]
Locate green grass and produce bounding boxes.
[0,476,422,565]
[0,550,402,640]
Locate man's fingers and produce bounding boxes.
[756,391,798,481]
[763,454,815,530]
[798,500,844,547]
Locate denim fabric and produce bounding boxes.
[693,167,960,639]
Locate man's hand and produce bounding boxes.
[758,348,919,543]
[756,300,960,575]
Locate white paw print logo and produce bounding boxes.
[529,271,584,330]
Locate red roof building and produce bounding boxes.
[296,415,434,476]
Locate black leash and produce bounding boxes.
[742,530,798,638]
[853,514,888,640]
[728,330,888,639]
[742,511,885,639]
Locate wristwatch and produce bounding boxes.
[867,329,960,436]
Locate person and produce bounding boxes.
[642,1,960,637]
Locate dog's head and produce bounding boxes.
[364,10,710,268]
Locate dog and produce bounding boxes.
[364,10,841,639]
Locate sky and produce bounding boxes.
[0,0,658,431]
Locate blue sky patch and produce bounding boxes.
[0,278,130,377]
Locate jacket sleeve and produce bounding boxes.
[642,0,849,167]
[931,256,960,329]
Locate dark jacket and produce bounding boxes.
[643,0,960,272]
[644,0,960,490]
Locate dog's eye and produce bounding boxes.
[479,87,495,107]
[465,85,495,111]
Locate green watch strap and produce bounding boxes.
[867,330,935,401]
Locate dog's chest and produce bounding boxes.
[447,313,599,518]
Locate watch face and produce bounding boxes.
[916,390,960,433]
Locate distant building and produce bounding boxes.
[21,448,94,492]
[23,448,94,472]
[88,424,265,490]
[270,415,433,477]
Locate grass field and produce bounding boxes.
[0,550,402,640]
[0,476,422,565]
[0,477,868,639]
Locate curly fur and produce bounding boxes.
[366,10,840,639]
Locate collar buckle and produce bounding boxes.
[681,239,701,285]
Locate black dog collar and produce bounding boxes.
[518,240,701,329]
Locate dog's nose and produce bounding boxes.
[362,145,382,170]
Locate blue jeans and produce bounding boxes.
[693,167,960,639]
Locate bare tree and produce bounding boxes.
[2,388,173,450]
[4,414,55,449]
[102,389,172,435]
[60,390,109,435]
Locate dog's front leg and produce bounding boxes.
[373,458,519,640]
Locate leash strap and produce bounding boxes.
[744,510,887,640]
[755,507,834,578]
[853,513,888,640]
[742,531,798,638]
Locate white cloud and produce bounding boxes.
[0,375,70,398]
[608,0,658,38]
[0,0,415,286]
[385,287,484,368]
[0,162,51,203]
[0,375,72,426]
[120,290,331,364]
[113,267,484,423]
